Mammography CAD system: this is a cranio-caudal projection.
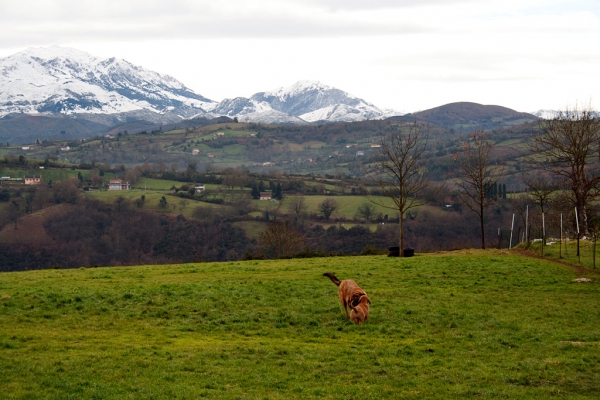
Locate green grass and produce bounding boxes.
[287,195,398,219]
[528,238,600,271]
[0,251,598,398]
[0,168,117,183]
[131,178,186,190]
[86,190,226,218]
[233,220,268,239]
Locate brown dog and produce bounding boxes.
[323,273,371,324]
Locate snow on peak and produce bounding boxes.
[0,46,397,124]
[264,80,327,97]
[20,46,98,63]
[0,46,215,118]
[531,109,557,119]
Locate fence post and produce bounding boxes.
[594,233,596,269]
[560,214,563,259]
[575,207,580,262]
[509,214,515,249]
[541,212,545,256]
[525,205,529,243]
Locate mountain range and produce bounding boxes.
[0,46,398,126]
[0,46,555,144]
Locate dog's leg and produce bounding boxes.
[342,298,350,318]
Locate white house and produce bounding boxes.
[108,179,131,190]
[24,175,41,185]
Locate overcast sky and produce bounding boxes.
[0,0,599,113]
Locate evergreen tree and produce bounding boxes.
[251,184,260,199]
[502,184,507,199]
[272,183,283,200]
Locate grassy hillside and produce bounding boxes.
[0,251,598,399]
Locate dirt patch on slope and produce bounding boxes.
[0,204,72,246]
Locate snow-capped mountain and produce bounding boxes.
[0,47,402,127]
[211,81,401,123]
[531,109,600,119]
[531,110,556,119]
[0,46,216,119]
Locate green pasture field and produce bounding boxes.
[304,181,341,192]
[528,238,600,271]
[253,195,424,219]
[131,178,188,190]
[496,138,523,147]
[288,195,399,219]
[233,220,268,239]
[140,179,216,191]
[0,168,117,183]
[317,222,381,232]
[86,190,226,219]
[206,130,255,138]
[0,251,598,398]
[287,141,327,151]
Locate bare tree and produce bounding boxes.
[32,185,50,210]
[453,130,503,249]
[8,200,22,230]
[523,172,558,215]
[319,198,338,220]
[288,196,307,217]
[366,120,432,255]
[527,105,600,234]
[258,221,305,258]
[356,202,376,222]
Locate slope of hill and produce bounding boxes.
[0,113,110,143]
[411,102,537,131]
[0,252,597,398]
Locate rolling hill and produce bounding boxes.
[409,102,538,131]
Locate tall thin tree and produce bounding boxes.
[367,120,433,256]
[453,130,502,249]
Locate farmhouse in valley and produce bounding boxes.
[24,175,41,185]
[260,192,272,200]
[108,179,131,190]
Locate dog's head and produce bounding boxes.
[350,296,370,324]
[350,293,371,308]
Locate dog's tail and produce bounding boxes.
[323,272,341,286]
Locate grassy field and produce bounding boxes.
[0,251,598,399]
[86,190,225,218]
[528,238,600,271]
[131,178,190,190]
[0,167,118,183]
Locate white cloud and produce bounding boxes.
[0,0,598,112]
